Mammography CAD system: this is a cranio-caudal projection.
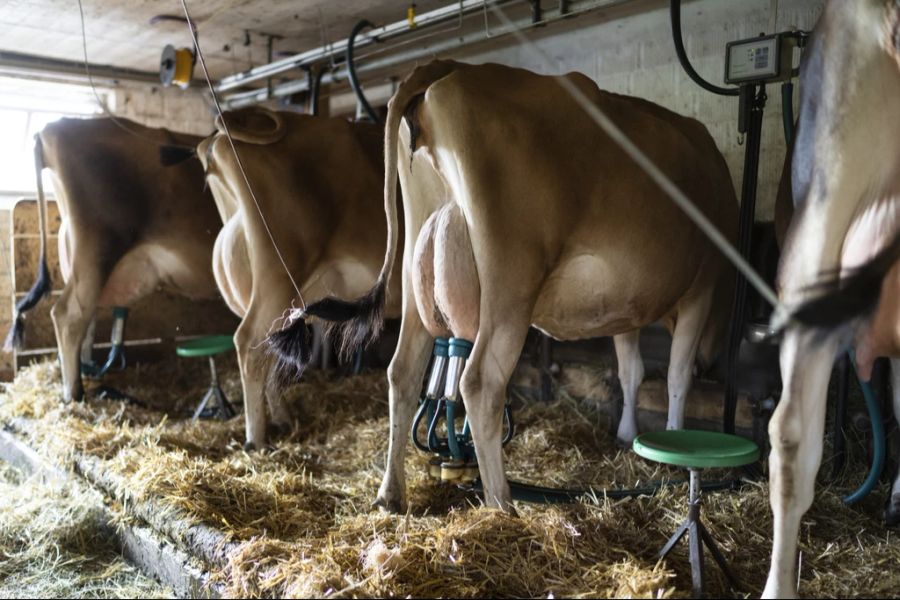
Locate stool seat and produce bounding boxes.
[633,430,759,469]
[176,335,235,358]
[175,335,236,421]
[633,430,759,597]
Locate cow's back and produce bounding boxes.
[204,111,392,311]
[414,63,737,340]
[39,117,221,299]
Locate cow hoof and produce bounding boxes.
[372,496,405,514]
[243,440,258,452]
[884,494,900,527]
[615,436,635,450]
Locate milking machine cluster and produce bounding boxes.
[81,307,128,378]
[411,338,513,485]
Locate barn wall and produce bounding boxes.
[452,0,825,220]
[109,82,213,136]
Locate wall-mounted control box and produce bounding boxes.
[725,32,800,85]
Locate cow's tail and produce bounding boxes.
[215,107,287,145]
[160,108,284,168]
[788,229,900,330]
[268,60,459,365]
[5,134,52,352]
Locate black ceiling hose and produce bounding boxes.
[670,0,739,97]
[347,19,382,124]
[308,66,326,117]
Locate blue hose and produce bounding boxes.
[843,353,885,505]
[445,400,464,461]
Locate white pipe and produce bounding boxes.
[215,0,518,93]
[223,0,636,109]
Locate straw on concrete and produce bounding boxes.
[0,359,896,598]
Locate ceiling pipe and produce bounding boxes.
[215,0,518,94]
[223,0,634,109]
[0,50,166,85]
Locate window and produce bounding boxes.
[0,76,107,198]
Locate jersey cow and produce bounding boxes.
[764,1,900,597]
[199,108,401,449]
[288,60,738,512]
[5,117,223,403]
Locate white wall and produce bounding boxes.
[450,0,824,219]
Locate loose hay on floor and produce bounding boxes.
[0,460,170,598]
[0,360,897,598]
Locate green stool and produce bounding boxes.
[176,335,237,421]
[633,430,759,598]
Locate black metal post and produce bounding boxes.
[724,84,766,434]
[540,334,553,402]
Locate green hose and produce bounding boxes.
[843,353,885,505]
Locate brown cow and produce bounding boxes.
[6,117,224,403]
[199,107,401,449]
[286,60,738,512]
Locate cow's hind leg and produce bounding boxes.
[666,288,714,430]
[461,315,531,512]
[762,329,836,598]
[235,309,273,449]
[375,304,433,512]
[51,260,105,402]
[885,358,900,525]
[80,317,97,366]
[614,330,644,445]
[376,211,447,513]
[436,204,531,512]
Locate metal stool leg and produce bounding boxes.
[192,388,215,421]
[208,356,235,420]
[698,522,741,589]
[687,469,705,597]
[659,520,690,560]
[657,469,740,598]
[688,518,705,597]
[193,356,235,421]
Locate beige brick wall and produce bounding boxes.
[456,0,824,220]
[110,82,214,136]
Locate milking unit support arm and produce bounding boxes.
[723,84,766,434]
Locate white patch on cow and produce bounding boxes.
[613,331,643,445]
[58,219,72,282]
[842,194,900,269]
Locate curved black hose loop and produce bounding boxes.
[670,0,739,97]
[347,19,381,124]
[307,66,326,116]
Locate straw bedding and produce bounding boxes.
[0,358,897,598]
[0,460,170,598]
